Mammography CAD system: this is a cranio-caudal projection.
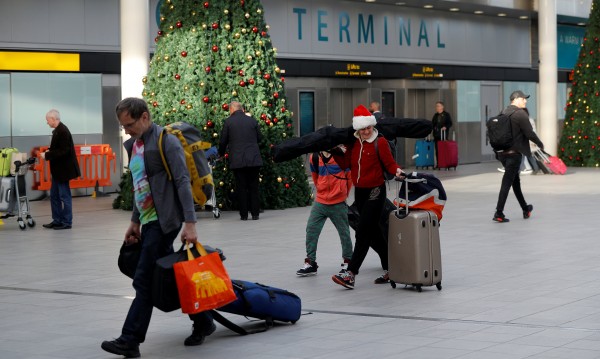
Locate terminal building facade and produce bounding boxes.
[0,0,591,193]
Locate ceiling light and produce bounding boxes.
[498,13,507,17]
[365,0,376,2]
[449,8,460,12]
[577,22,587,26]
[519,15,529,20]
[474,10,484,15]
[395,2,406,5]
[424,5,434,9]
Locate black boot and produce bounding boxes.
[101,338,140,358]
[184,321,217,346]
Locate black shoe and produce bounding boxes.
[252,215,259,220]
[101,338,140,358]
[296,259,318,276]
[492,212,510,223]
[42,222,58,229]
[374,271,390,284]
[184,321,217,346]
[523,204,534,219]
[53,224,72,230]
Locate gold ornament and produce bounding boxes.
[184,86,189,91]
[166,0,171,3]
[169,5,174,10]
[247,55,253,61]
[259,178,262,183]
[269,122,274,127]
[202,23,207,30]
[283,133,287,138]
[225,24,231,30]
[245,13,250,18]
[281,99,286,103]
[255,51,261,56]
[275,67,281,73]
[169,25,174,30]
[219,181,224,186]
[232,90,238,96]
[164,55,170,61]
[261,100,268,106]
[203,126,208,130]
[213,133,218,138]
[200,82,205,87]
[258,40,263,46]
[151,92,155,96]
[160,16,165,22]
[186,104,192,109]
[172,108,177,112]
[273,47,278,53]
[224,9,229,15]
[269,83,274,88]
[234,33,241,39]
[227,44,233,50]
[192,11,196,16]
[188,61,194,66]
[142,76,148,84]
[277,177,282,183]
[192,28,196,33]
[218,203,223,208]
[241,28,247,34]
[142,91,148,96]
[266,25,270,30]
[257,8,262,14]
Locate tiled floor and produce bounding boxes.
[1,162,600,358]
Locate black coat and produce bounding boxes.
[45,122,80,182]
[502,105,544,157]
[218,110,263,169]
[431,111,453,141]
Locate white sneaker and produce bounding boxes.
[520,169,533,175]
[497,168,505,173]
[341,259,350,270]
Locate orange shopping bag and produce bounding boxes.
[173,242,237,314]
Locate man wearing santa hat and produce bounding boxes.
[331,105,405,289]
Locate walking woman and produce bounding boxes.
[331,105,405,289]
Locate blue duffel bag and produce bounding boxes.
[211,280,301,335]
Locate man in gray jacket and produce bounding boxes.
[219,101,263,220]
[101,98,214,358]
[493,91,544,223]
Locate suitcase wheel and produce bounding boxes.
[390,280,396,289]
[436,282,442,291]
[415,284,422,293]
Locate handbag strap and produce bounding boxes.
[185,242,209,260]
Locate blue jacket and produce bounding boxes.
[124,123,196,233]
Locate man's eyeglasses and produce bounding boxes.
[119,119,139,130]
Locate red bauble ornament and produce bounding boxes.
[152,101,158,107]
[273,92,279,99]
[263,73,271,80]
[281,107,286,113]
[261,31,267,37]
[180,99,186,104]
[205,66,211,73]
[222,103,229,111]
[287,123,292,128]
[239,80,246,87]
[203,2,209,8]
[596,92,599,96]
[225,66,232,72]
[176,21,182,28]
[240,0,245,5]
[585,135,589,139]
[597,65,600,69]
[260,114,267,120]
[252,26,258,33]
[593,145,596,149]
[248,78,255,85]
[224,153,229,159]
[175,74,181,80]
[285,183,290,189]
[158,31,164,36]
[238,70,245,76]
[273,117,278,123]
[266,119,271,126]
[561,147,565,152]
[578,130,582,134]
[181,51,187,57]
[597,136,600,140]
[203,96,210,103]
[212,22,219,29]
[207,120,214,128]
[154,37,159,43]
[212,45,219,52]
[281,76,285,82]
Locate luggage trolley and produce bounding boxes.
[0,157,36,229]
[203,146,221,219]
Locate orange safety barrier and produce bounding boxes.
[31,144,117,191]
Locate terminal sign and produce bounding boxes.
[335,63,372,77]
[412,66,443,79]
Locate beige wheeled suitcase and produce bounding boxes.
[388,178,442,292]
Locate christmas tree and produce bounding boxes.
[140,0,311,210]
[559,0,600,167]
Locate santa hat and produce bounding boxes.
[352,104,377,130]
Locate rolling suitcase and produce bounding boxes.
[388,178,442,292]
[414,140,434,169]
[436,132,458,170]
[534,149,566,175]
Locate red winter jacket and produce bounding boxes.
[334,131,401,188]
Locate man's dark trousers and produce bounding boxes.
[119,221,213,344]
[233,166,260,219]
[496,153,528,212]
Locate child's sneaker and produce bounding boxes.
[523,204,533,219]
[374,270,389,284]
[340,258,350,270]
[332,269,355,289]
[296,259,318,276]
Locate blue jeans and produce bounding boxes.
[120,221,213,344]
[50,179,72,226]
[496,153,528,213]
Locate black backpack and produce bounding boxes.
[486,113,514,152]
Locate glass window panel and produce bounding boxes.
[0,74,10,137]
[456,80,481,123]
[299,92,315,136]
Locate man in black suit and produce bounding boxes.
[369,101,383,121]
[42,109,80,230]
[218,102,263,220]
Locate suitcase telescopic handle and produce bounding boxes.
[395,176,427,215]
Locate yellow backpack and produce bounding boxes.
[158,122,214,206]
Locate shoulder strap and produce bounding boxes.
[311,153,319,178]
[158,129,173,181]
[210,310,269,335]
